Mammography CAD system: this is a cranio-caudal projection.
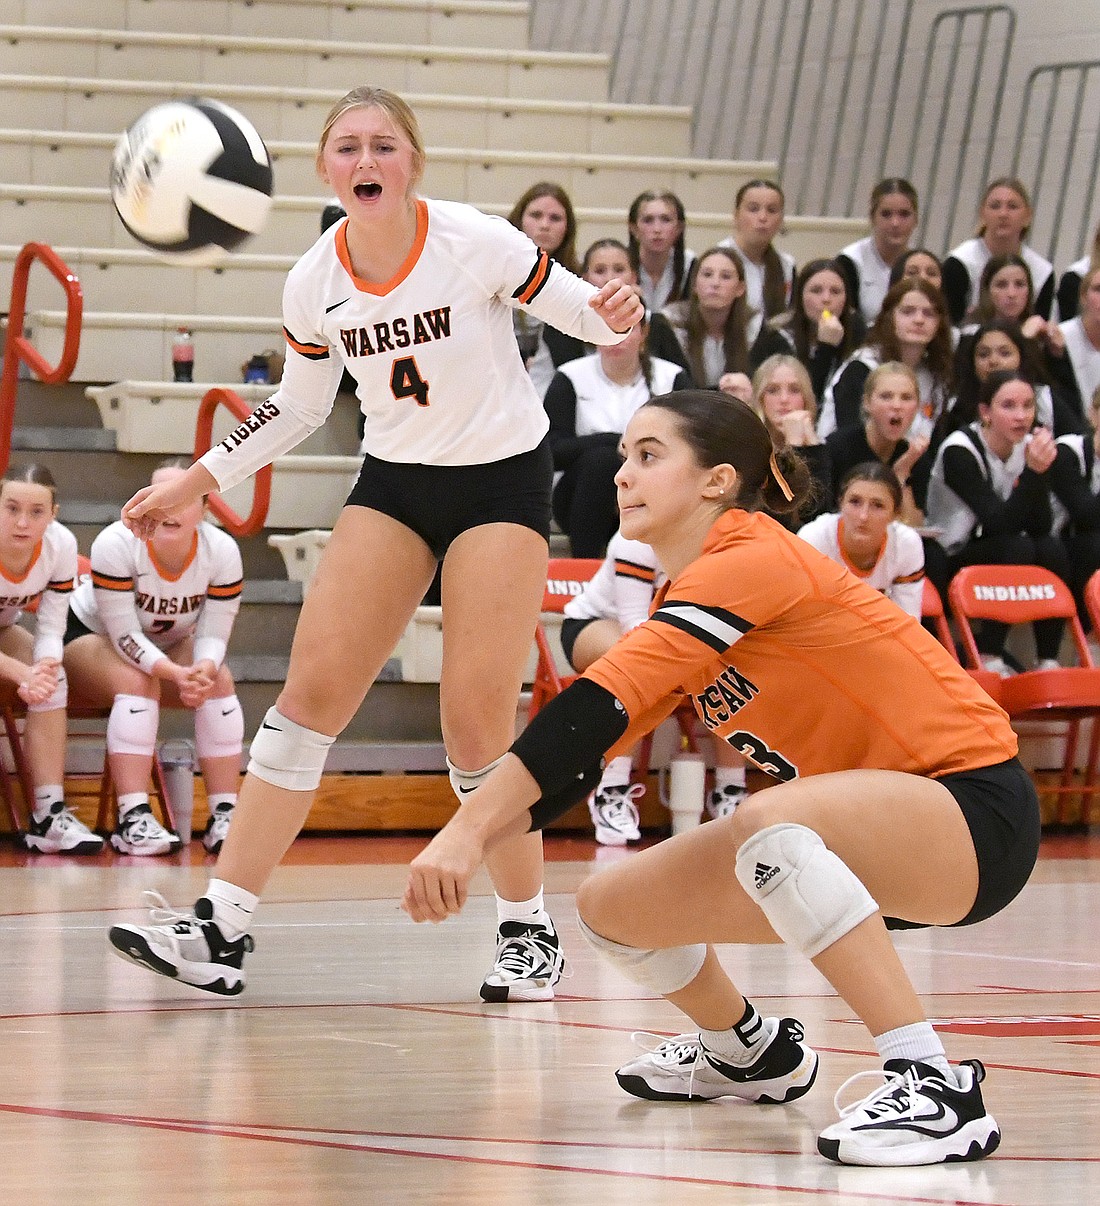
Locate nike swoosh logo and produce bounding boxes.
[128,707,147,714]
[325,298,350,313]
[261,721,283,731]
[222,707,235,716]
[457,785,477,795]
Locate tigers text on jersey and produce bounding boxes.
[0,520,78,662]
[584,509,1016,780]
[200,198,629,491]
[70,521,243,674]
[796,513,925,620]
[563,531,665,631]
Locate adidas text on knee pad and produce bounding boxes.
[734,823,878,959]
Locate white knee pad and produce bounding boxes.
[734,823,878,959]
[447,752,507,800]
[27,665,67,713]
[247,706,335,791]
[576,914,706,995]
[195,695,244,761]
[107,694,159,756]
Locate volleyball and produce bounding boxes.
[110,98,274,266]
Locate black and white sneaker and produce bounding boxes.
[23,802,104,854]
[110,804,180,856]
[615,1017,819,1103]
[588,783,644,846]
[706,784,748,819]
[108,892,254,996]
[202,803,234,854]
[817,1059,1000,1166]
[479,919,565,1002]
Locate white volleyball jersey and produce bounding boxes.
[556,353,686,437]
[796,513,925,619]
[564,532,665,631]
[946,236,1054,314]
[70,521,243,673]
[199,198,629,491]
[1059,316,1100,409]
[838,236,892,323]
[0,520,78,662]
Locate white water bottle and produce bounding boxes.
[159,738,195,844]
[663,752,706,834]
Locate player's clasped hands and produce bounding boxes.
[402,818,486,923]
[588,279,646,333]
[18,658,60,707]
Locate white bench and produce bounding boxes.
[13,0,531,50]
[222,454,361,529]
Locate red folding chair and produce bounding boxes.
[949,565,1100,825]
[528,558,603,721]
[921,578,1001,703]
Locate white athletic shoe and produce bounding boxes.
[108,892,254,996]
[706,784,748,819]
[817,1059,1000,1166]
[615,1018,819,1103]
[110,804,180,856]
[23,802,104,855]
[479,919,565,1002]
[588,783,644,846]
[202,803,234,854]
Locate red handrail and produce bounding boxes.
[0,242,83,475]
[193,387,272,537]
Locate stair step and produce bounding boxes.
[12,425,117,451]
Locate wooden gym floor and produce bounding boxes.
[0,830,1097,1204]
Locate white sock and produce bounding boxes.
[117,792,150,817]
[713,766,746,792]
[700,999,773,1066]
[207,792,236,813]
[204,877,258,939]
[875,1021,955,1083]
[598,756,633,790]
[496,889,551,929]
[33,784,64,821]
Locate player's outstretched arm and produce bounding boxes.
[121,463,219,539]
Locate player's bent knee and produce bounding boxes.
[734,823,878,959]
[247,706,335,791]
[576,915,706,995]
[195,695,244,760]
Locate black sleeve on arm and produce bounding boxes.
[511,677,630,831]
[941,257,971,327]
[831,361,871,431]
[1034,274,1055,321]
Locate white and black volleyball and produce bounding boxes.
[110,98,274,266]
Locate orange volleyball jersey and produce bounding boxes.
[584,509,1017,780]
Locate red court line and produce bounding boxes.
[0,1102,1016,1203]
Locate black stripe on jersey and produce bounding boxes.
[614,558,655,581]
[651,601,753,654]
[284,326,329,360]
[512,251,551,303]
[92,570,134,591]
[207,579,244,599]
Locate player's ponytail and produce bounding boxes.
[643,389,811,516]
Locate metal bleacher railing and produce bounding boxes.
[531,0,1099,267]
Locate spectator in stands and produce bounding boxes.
[581,238,636,290]
[1053,263,1100,420]
[942,178,1055,327]
[718,179,796,320]
[546,304,689,557]
[1050,383,1100,628]
[627,190,694,311]
[750,354,832,526]
[648,247,786,402]
[819,278,953,441]
[770,258,865,403]
[0,464,97,855]
[889,247,944,294]
[1056,219,1100,321]
[964,254,1065,363]
[508,181,585,397]
[836,178,920,324]
[107,87,643,1001]
[65,461,244,855]
[925,371,1069,675]
[825,362,928,525]
[798,462,925,620]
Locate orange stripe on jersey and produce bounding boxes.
[207,580,243,599]
[894,569,925,584]
[335,200,429,296]
[92,570,133,591]
[48,578,74,593]
[514,251,550,305]
[284,327,329,360]
[0,540,42,585]
[614,559,656,584]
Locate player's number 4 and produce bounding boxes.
[391,357,430,407]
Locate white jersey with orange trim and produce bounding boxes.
[199,198,629,491]
[795,512,925,619]
[69,521,243,674]
[563,532,664,631]
[0,520,78,662]
[584,508,1016,779]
